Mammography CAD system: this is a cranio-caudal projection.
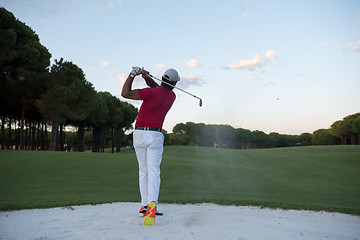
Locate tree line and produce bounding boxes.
[330,113,360,145]
[0,7,137,152]
[1,8,359,152]
[163,112,360,149]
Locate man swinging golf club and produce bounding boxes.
[121,66,180,226]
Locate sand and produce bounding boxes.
[1,202,359,240]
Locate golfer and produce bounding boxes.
[121,66,180,226]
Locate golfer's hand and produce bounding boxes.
[131,66,143,76]
[141,69,150,78]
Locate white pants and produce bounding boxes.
[133,130,164,206]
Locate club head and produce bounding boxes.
[199,99,202,107]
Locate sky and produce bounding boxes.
[1,0,360,135]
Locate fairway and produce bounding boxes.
[0,146,359,215]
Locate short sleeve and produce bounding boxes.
[138,88,153,101]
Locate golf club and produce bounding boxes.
[148,74,203,107]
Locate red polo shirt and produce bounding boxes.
[135,87,176,129]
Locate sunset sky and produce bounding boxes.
[2,0,360,134]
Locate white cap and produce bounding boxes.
[162,69,180,82]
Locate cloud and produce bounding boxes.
[154,63,166,74]
[347,41,360,52]
[93,0,122,10]
[110,0,122,8]
[87,66,97,71]
[115,73,127,86]
[1,0,75,19]
[265,81,276,86]
[101,61,115,67]
[318,41,328,48]
[241,10,250,18]
[246,72,263,81]
[339,41,360,53]
[178,75,206,89]
[265,50,277,60]
[226,50,277,70]
[185,59,201,68]
[227,54,262,70]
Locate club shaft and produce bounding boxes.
[149,74,202,101]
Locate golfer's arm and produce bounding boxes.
[143,75,159,88]
[121,75,140,100]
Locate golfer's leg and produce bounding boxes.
[146,132,164,204]
[133,130,148,207]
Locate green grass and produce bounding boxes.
[0,150,139,210]
[0,146,359,215]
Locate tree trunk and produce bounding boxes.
[28,121,31,150]
[350,133,356,145]
[31,121,35,150]
[15,119,19,150]
[77,122,85,152]
[51,122,58,151]
[92,128,96,152]
[20,106,25,150]
[25,120,29,150]
[101,127,106,153]
[341,136,345,145]
[59,124,64,151]
[41,121,44,150]
[36,121,40,150]
[100,128,103,152]
[8,117,11,149]
[111,127,114,153]
[1,116,4,150]
[116,128,122,152]
[92,127,101,152]
[44,122,48,150]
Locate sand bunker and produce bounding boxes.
[1,202,359,240]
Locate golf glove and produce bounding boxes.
[130,66,143,77]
